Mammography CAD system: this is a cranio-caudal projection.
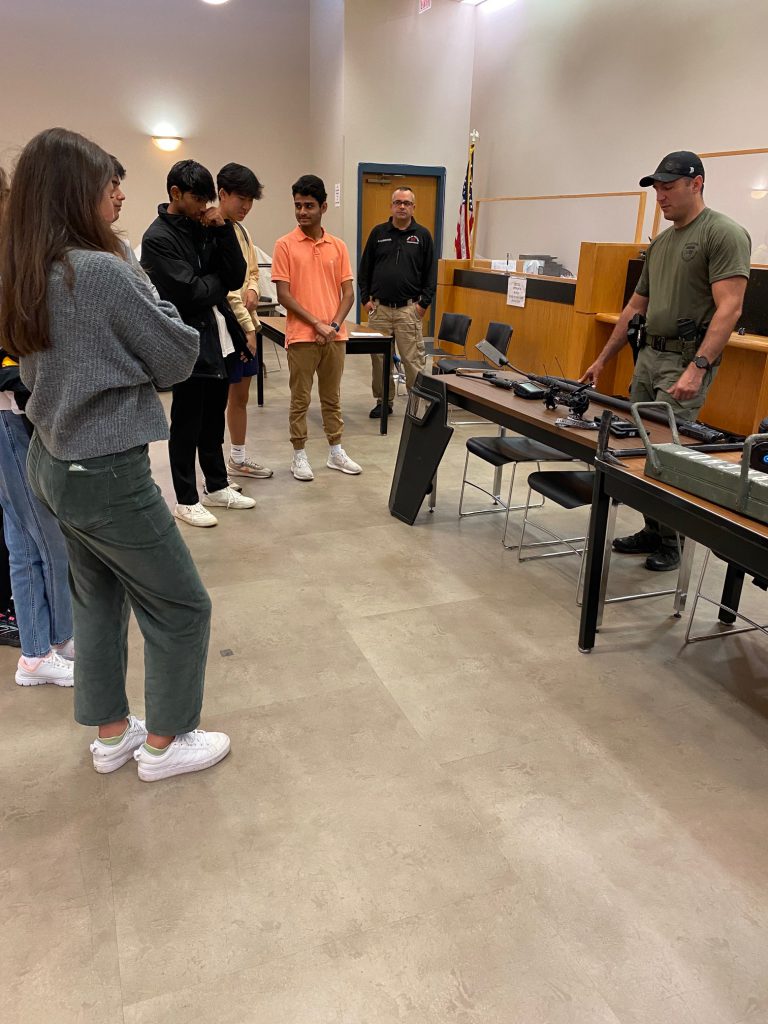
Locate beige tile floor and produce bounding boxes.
[2,351,768,1023]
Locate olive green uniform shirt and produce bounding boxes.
[635,207,751,338]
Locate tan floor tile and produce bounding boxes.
[124,885,620,1024]
[106,685,514,1004]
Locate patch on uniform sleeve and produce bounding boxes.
[681,242,699,261]
[406,235,420,245]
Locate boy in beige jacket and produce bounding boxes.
[217,163,273,479]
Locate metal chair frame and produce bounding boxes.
[684,549,768,643]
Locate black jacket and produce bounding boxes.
[358,218,436,308]
[141,205,248,379]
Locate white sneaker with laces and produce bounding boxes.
[174,502,218,527]
[327,448,362,475]
[53,638,75,660]
[134,729,231,782]
[15,650,74,687]
[90,715,148,774]
[227,456,273,479]
[202,486,256,509]
[291,451,314,481]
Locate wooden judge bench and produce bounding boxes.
[433,243,768,437]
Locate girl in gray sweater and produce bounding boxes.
[0,128,231,781]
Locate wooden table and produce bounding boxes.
[441,373,686,461]
[257,317,395,435]
[578,448,768,651]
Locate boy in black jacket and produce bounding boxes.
[141,160,256,527]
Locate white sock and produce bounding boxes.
[230,444,246,464]
[294,448,306,458]
[330,444,342,456]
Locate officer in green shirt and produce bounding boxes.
[581,151,751,571]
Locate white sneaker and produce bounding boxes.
[134,729,231,782]
[202,486,256,509]
[174,502,218,527]
[327,448,362,475]
[53,638,75,660]
[15,650,74,687]
[227,479,243,492]
[291,451,314,481]
[90,715,148,774]
[227,456,273,479]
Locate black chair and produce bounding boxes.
[517,470,685,613]
[430,313,472,374]
[435,321,512,374]
[516,471,595,585]
[459,432,573,521]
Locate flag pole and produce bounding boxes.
[455,129,479,261]
[468,129,479,261]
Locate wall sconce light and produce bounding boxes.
[751,190,767,200]
[152,136,183,152]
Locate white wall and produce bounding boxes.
[470,0,768,247]
[340,0,476,262]
[5,0,763,268]
[0,0,311,252]
[309,0,346,238]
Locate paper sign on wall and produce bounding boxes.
[506,276,527,308]
[419,0,431,12]
[334,183,341,208]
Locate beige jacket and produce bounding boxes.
[228,222,261,333]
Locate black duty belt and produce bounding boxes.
[647,335,686,354]
[375,299,415,309]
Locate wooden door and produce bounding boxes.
[359,172,440,330]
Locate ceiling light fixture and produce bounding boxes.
[152,136,183,152]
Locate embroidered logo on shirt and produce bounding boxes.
[406,235,420,245]
[681,242,699,262]
[377,238,392,244]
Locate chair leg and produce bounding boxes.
[458,450,471,517]
[501,464,518,548]
[673,539,697,617]
[516,485,534,563]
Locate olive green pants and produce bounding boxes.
[630,346,718,547]
[27,435,211,735]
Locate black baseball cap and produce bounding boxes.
[639,151,705,187]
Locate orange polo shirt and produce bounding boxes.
[271,226,353,344]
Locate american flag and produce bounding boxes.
[455,142,475,259]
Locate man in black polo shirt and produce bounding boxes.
[359,187,436,418]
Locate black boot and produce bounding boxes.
[369,403,393,419]
[612,529,661,555]
[645,547,680,572]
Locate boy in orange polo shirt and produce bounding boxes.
[271,175,361,481]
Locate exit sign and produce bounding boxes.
[419,0,431,11]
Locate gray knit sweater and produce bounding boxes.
[20,249,200,459]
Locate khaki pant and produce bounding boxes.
[368,300,426,402]
[630,345,718,546]
[287,340,346,449]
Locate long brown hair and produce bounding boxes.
[0,128,124,356]
[0,165,8,227]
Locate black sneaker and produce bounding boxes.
[612,530,661,555]
[645,548,680,572]
[0,609,21,647]
[369,403,394,419]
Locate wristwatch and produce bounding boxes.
[692,355,711,371]
[330,321,340,332]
